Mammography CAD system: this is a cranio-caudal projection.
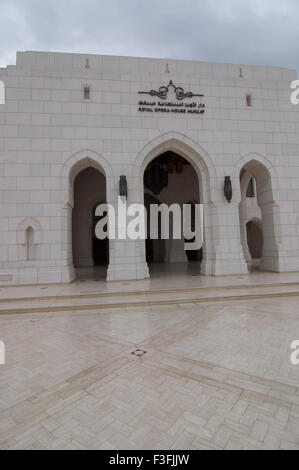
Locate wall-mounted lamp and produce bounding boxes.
[224,176,232,203]
[119,175,128,199]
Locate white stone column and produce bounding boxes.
[201,200,248,276]
[271,202,299,273]
[260,201,282,272]
[106,176,149,281]
[60,204,76,283]
[239,199,252,267]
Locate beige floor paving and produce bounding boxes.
[0,292,299,450]
[1,266,299,301]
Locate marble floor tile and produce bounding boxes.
[0,288,299,450]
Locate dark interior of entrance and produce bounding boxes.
[144,151,202,267]
[72,167,108,274]
[246,220,263,259]
[92,204,109,266]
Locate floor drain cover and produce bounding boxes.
[131,349,147,357]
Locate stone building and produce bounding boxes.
[0,51,298,285]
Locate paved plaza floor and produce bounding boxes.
[0,271,299,449]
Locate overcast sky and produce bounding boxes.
[0,0,298,74]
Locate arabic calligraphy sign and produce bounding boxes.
[138,80,205,115]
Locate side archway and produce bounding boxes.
[234,152,279,194]
[60,149,114,207]
[237,155,280,272]
[60,150,114,280]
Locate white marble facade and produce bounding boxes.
[0,51,298,285]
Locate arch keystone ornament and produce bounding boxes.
[138,82,205,114]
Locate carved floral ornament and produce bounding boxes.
[139,80,204,101]
[138,80,205,115]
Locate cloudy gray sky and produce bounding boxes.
[0,0,298,74]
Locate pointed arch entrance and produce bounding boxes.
[238,157,280,272]
[133,132,215,278]
[60,151,113,281]
[143,151,202,275]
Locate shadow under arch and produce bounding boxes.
[248,216,263,228]
[246,217,264,262]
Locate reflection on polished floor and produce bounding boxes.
[75,262,202,282]
[148,261,202,279]
[0,271,299,449]
[75,265,108,281]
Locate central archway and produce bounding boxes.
[143,151,202,276]
[133,132,215,278]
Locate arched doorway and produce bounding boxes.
[72,166,108,278]
[239,160,278,272]
[143,151,202,276]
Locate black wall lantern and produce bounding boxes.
[119,175,128,199]
[224,176,232,203]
